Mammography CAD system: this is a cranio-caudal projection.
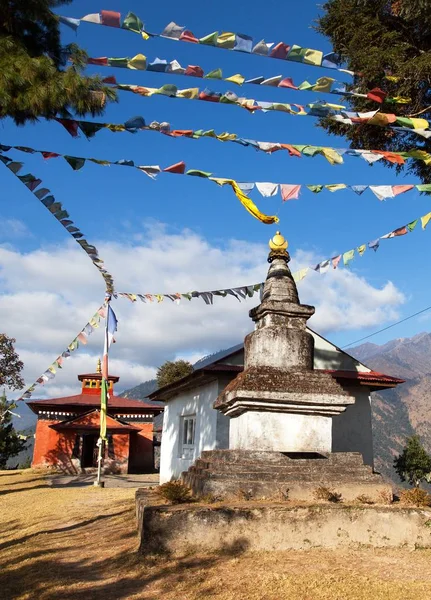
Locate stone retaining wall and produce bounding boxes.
[137,499,431,554]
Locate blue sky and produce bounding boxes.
[1,1,431,399]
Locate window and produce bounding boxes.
[180,415,196,458]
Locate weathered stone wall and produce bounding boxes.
[137,502,431,554]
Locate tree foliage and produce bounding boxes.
[0,333,24,390]
[394,434,431,487]
[156,360,194,388]
[0,390,27,469]
[317,0,431,182]
[0,0,116,124]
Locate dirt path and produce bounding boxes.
[1,470,431,599]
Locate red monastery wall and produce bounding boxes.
[32,420,80,473]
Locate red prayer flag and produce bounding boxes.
[332,255,342,269]
[87,57,109,66]
[42,152,60,159]
[164,161,186,174]
[392,184,414,196]
[184,65,204,77]
[280,144,302,157]
[101,10,121,28]
[366,88,387,103]
[180,30,199,43]
[56,118,79,137]
[269,42,290,59]
[393,226,408,236]
[373,151,405,165]
[280,184,301,201]
[169,130,194,137]
[102,76,117,84]
[278,78,299,89]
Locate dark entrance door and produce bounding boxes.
[81,434,97,468]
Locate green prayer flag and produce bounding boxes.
[205,68,223,79]
[199,31,219,45]
[407,219,418,232]
[416,184,431,193]
[307,185,324,193]
[186,169,212,178]
[122,12,143,33]
[287,45,309,62]
[64,156,85,170]
[108,57,129,68]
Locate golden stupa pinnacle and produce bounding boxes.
[269,231,288,251]
[96,358,102,374]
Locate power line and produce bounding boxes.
[341,305,431,349]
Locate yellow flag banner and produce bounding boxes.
[229,180,279,225]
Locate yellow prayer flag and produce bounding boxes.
[313,77,335,93]
[321,148,344,165]
[216,132,238,141]
[410,118,429,130]
[155,294,164,303]
[229,180,279,225]
[128,54,147,70]
[357,244,366,256]
[141,31,150,40]
[293,268,309,282]
[209,177,232,186]
[225,73,245,85]
[407,150,431,165]
[325,184,347,192]
[368,113,393,126]
[303,49,323,66]
[421,212,431,229]
[217,32,236,48]
[177,88,199,99]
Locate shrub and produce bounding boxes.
[399,488,431,507]
[234,487,254,501]
[156,480,192,504]
[313,486,342,503]
[355,494,374,505]
[378,489,393,505]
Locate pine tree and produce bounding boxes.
[0,390,27,469]
[0,333,24,390]
[317,0,431,182]
[394,434,431,487]
[156,360,194,388]
[0,0,116,124]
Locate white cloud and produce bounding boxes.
[0,226,405,403]
[0,218,30,239]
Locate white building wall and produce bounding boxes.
[159,380,219,482]
[331,390,374,466]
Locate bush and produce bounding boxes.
[313,486,342,503]
[378,489,393,505]
[399,488,431,507]
[355,494,374,505]
[156,481,192,504]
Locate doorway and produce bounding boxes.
[81,434,97,468]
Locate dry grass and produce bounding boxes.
[1,470,431,599]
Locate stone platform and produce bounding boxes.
[137,501,431,554]
[182,450,391,502]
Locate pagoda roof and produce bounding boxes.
[49,409,141,432]
[27,393,163,414]
[77,372,120,383]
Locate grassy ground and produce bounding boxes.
[1,470,431,600]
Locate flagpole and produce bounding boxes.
[95,294,110,488]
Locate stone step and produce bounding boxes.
[199,450,366,467]
[189,466,374,480]
[189,470,379,483]
[193,459,373,473]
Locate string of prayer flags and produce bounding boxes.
[115,206,431,305]
[83,54,409,105]
[60,9,353,75]
[114,283,265,305]
[4,143,431,226]
[18,306,105,401]
[52,116,431,169]
[113,83,431,136]
[116,81,350,120]
[0,150,115,293]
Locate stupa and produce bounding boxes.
[183,232,392,501]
